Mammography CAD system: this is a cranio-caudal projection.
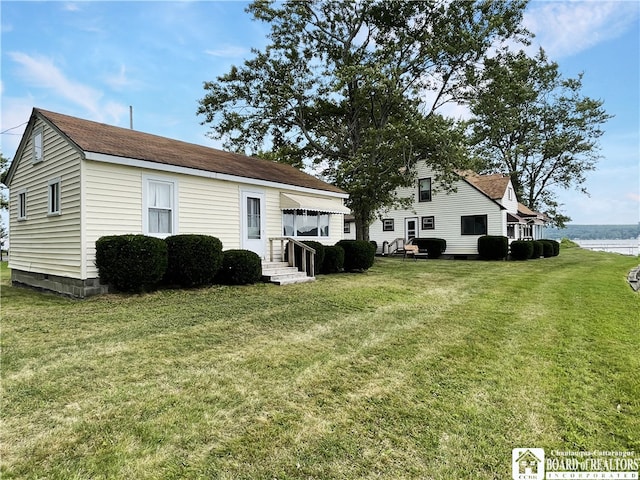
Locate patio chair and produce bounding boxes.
[403,244,419,261]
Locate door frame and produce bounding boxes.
[405,217,418,242]
[240,189,266,258]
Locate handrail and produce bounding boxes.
[387,237,406,255]
[268,237,316,277]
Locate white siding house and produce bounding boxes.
[369,162,547,257]
[6,108,349,296]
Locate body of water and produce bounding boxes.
[574,239,639,256]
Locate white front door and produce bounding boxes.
[405,217,418,242]
[241,190,266,258]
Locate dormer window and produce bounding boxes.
[33,128,44,163]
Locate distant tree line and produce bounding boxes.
[544,224,640,240]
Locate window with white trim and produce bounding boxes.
[33,128,44,163]
[48,179,61,215]
[17,189,27,220]
[282,210,329,237]
[382,219,394,231]
[144,177,177,236]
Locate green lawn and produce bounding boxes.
[1,247,639,479]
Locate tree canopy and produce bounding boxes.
[198,0,529,239]
[466,49,612,227]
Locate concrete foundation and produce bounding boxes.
[11,269,109,298]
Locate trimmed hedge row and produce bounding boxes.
[96,234,261,292]
[95,234,369,293]
[510,239,560,260]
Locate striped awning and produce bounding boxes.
[280,193,350,214]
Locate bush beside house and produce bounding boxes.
[336,240,376,272]
[164,234,223,287]
[95,235,168,293]
[322,245,345,274]
[510,240,534,261]
[216,249,262,285]
[412,238,447,258]
[478,235,509,260]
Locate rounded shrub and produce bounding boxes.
[510,240,533,261]
[539,239,557,258]
[216,249,262,285]
[335,240,375,272]
[321,245,345,274]
[530,240,544,259]
[477,235,509,260]
[164,234,223,287]
[95,234,167,293]
[412,238,447,259]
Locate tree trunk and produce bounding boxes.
[355,214,370,242]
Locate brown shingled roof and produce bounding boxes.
[36,108,345,194]
[460,171,511,200]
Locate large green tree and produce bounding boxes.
[198,0,529,240]
[466,49,612,226]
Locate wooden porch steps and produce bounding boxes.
[261,262,315,286]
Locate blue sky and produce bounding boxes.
[1,0,638,225]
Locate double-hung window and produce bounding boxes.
[144,177,176,236]
[48,179,61,215]
[382,219,394,231]
[418,178,432,202]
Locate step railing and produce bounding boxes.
[386,237,406,255]
[268,237,316,277]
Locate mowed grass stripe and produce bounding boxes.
[1,248,638,479]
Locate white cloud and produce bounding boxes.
[105,64,133,91]
[7,52,125,124]
[205,45,249,58]
[63,3,80,12]
[524,1,640,58]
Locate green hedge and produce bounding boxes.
[510,240,534,261]
[539,239,559,258]
[412,238,447,258]
[322,245,345,274]
[530,240,544,259]
[164,234,223,287]
[336,240,375,272]
[95,234,167,293]
[216,249,262,285]
[478,235,509,260]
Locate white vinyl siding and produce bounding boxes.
[369,162,505,255]
[83,160,347,275]
[8,118,82,277]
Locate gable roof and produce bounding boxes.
[10,108,345,195]
[459,171,511,200]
